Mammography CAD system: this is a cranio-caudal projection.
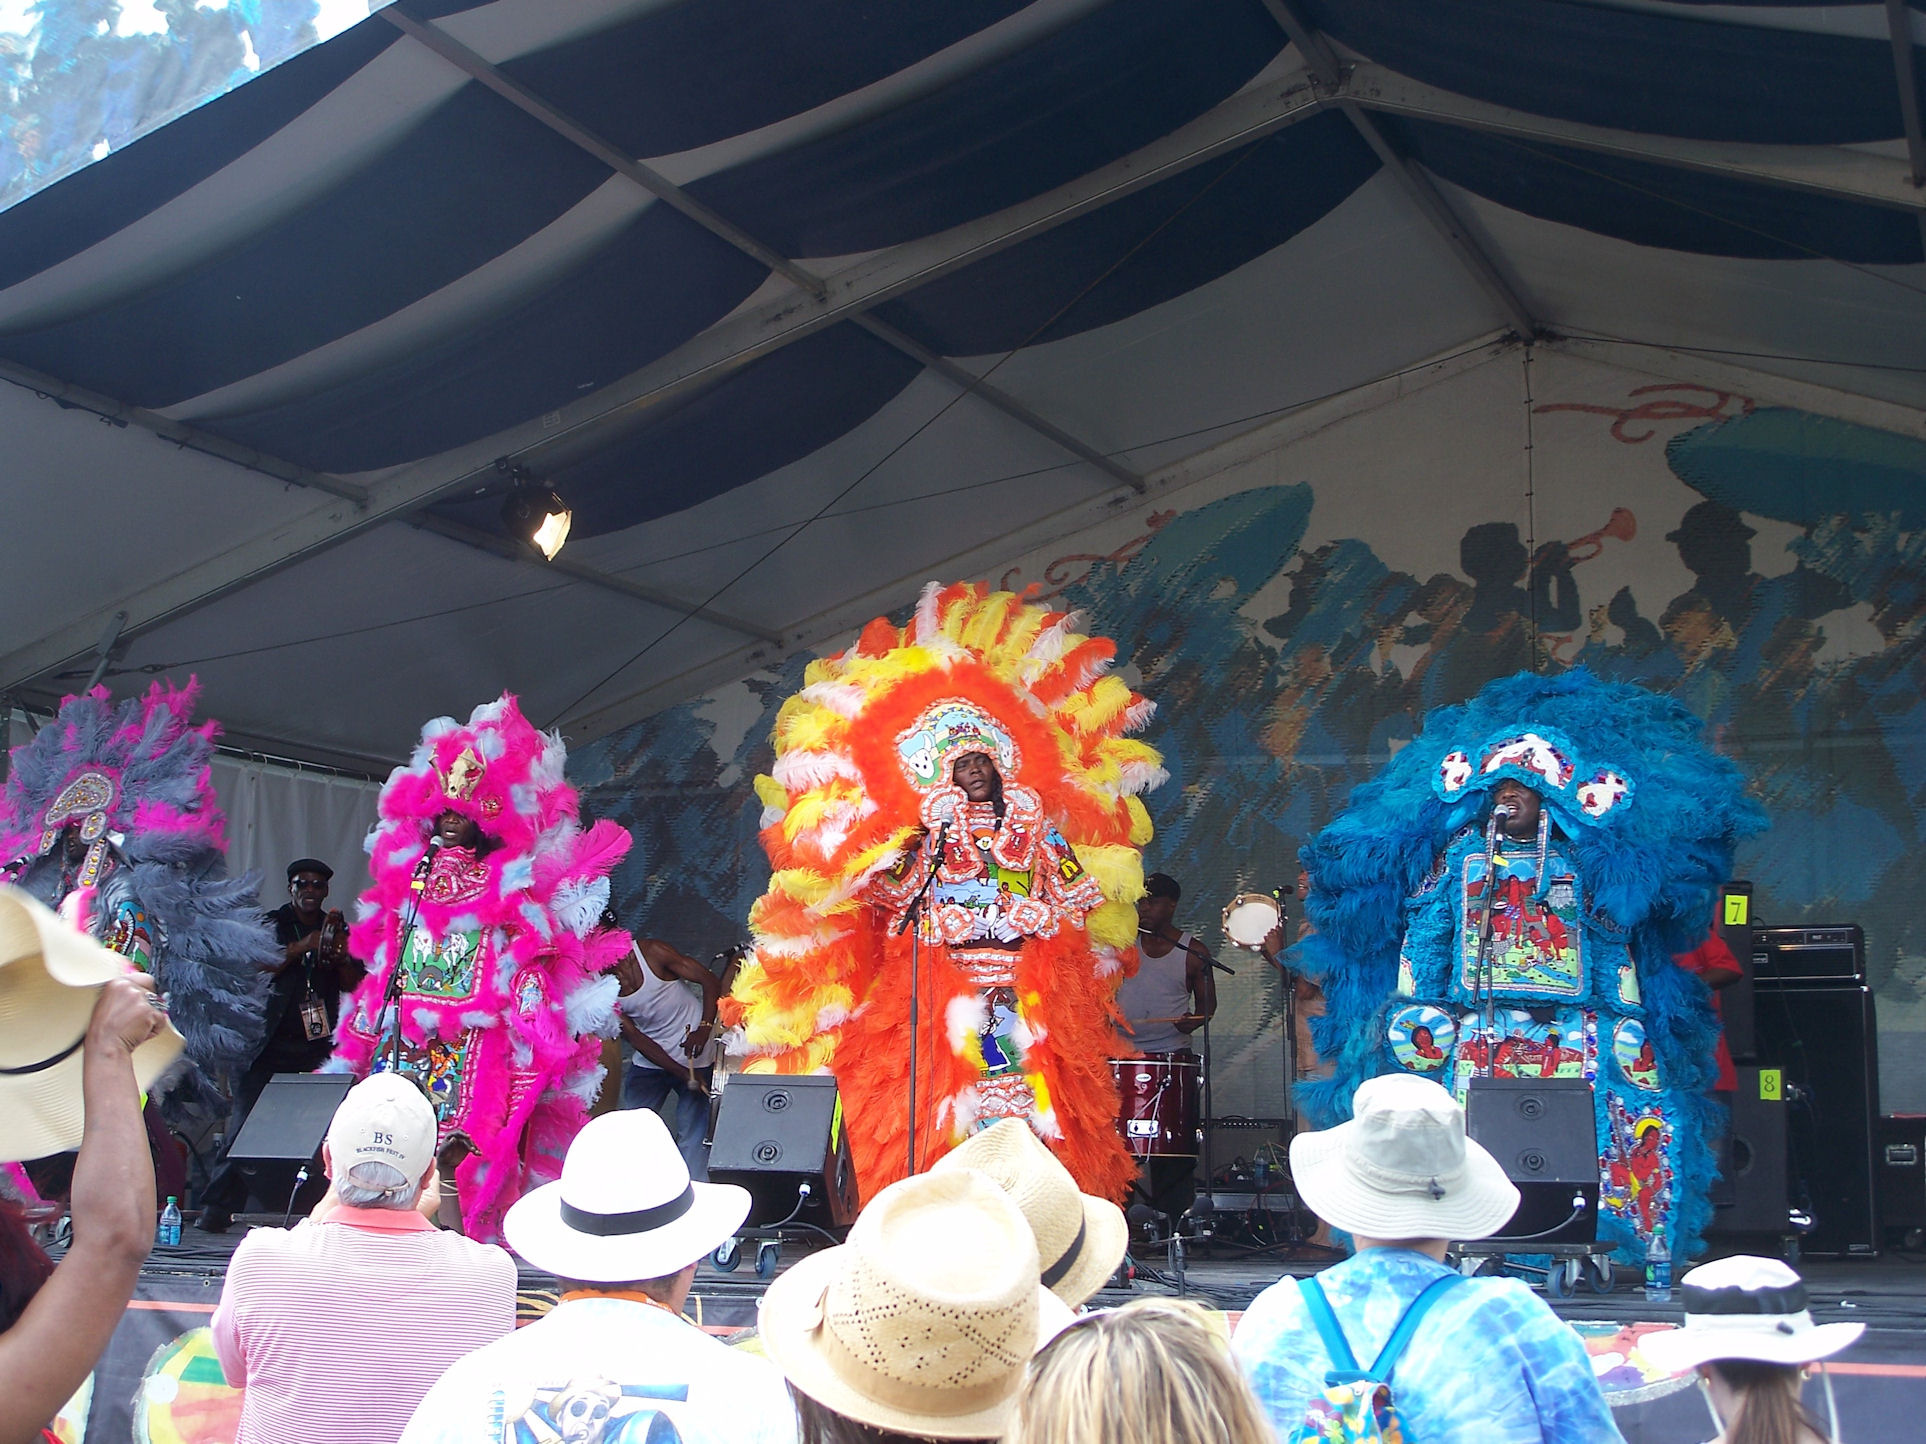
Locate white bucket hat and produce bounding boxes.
[0,886,182,1162]
[758,1168,1075,1440]
[931,1118,1127,1307]
[1290,1073,1519,1241]
[1640,1255,1865,1373]
[503,1109,750,1282]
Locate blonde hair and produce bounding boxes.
[1005,1298,1274,1444]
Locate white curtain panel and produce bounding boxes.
[209,756,382,911]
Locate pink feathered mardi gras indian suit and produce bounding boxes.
[332,695,630,1240]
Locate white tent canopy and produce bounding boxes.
[1,0,1922,767]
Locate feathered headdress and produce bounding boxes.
[338,693,630,1239]
[726,582,1165,1198]
[1295,668,1765,1252]
[0,680,273,1075]
[1,681,226,879]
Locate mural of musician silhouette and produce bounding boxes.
[575,383,1926,1118]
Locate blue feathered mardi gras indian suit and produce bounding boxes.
[1295,670,1762,1261]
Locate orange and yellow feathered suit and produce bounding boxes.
[723,583,1164,1204]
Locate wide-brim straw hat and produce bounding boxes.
[504,1109,750,1281]
[1639,1255,1865,1373]
[0,886,182,1162]
[1290,1073,1519,1241]
[931,1118,1127,1307]
[759,1168,1075,1440]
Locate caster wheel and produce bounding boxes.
[756,1241,780,1280]
[1585,1256,1615,1295]
[1546,1259,1579,1300]
[712,1237,741,1272]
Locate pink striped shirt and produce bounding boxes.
[211,1207,516,1444]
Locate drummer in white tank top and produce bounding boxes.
[1116,872,1217,1055]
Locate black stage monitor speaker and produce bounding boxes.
[709,1075,858,1227]
[1752,964,1878,1257]
[1708,1065,1789,1236]
[1465,1077,1598,1246]
[226,1072,355,1213]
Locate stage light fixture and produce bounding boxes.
[502,483,573,561]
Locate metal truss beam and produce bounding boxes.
[1883,0,1926,255]
[1263,0,1539,338]
[0,357,368,504]
[1344,62,1926,217]
[411,515,785,644]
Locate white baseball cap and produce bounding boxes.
[325,1073,438,1184]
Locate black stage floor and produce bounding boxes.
[92,1225,1926,1444]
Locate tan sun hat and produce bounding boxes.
[1290,1073,1519,1241]
[0,885,183,1162]
[758,1168,1075,1440]
[932,1118,1127,1307]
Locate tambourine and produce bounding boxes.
[1221,892,1281,952]
[318,910,349,961]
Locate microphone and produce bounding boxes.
[1492,803,1514,821]
[412,835,443,889]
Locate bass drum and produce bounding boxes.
[1110,1053,1201,1158]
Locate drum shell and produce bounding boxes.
[1110,1053,1202,1158]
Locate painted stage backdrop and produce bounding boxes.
[573,350,1926,1121]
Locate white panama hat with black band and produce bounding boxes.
[504,1109,749,1282]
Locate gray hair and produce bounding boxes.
[334,1160,422,1211]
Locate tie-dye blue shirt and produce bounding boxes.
[1233,1248,1624,1444]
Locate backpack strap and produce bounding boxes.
[1297,1272,1465,1387]
[1296,1277,1363,1382]
[1364,1274,1465,1381]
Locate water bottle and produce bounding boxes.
[157,1196,182,1248]
[1643,1224,1671,1303]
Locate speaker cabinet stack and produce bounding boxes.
[1464,1077,1599,1246]
[1708,1065,1790,1236]
[1751,926,1879,1257]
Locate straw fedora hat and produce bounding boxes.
[504,1109,750,1281]
[1290,1073,1518,1241]
[931,1118,1126,1307]
[759,1168,1075,1440]
[1639,1256,1865,1374]
[0,886,183,1162]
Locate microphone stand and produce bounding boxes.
[1271,886,1296,1137]
[895,821,948,1179]
[383,843,438,1077]
[1472,812,1506,1079]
